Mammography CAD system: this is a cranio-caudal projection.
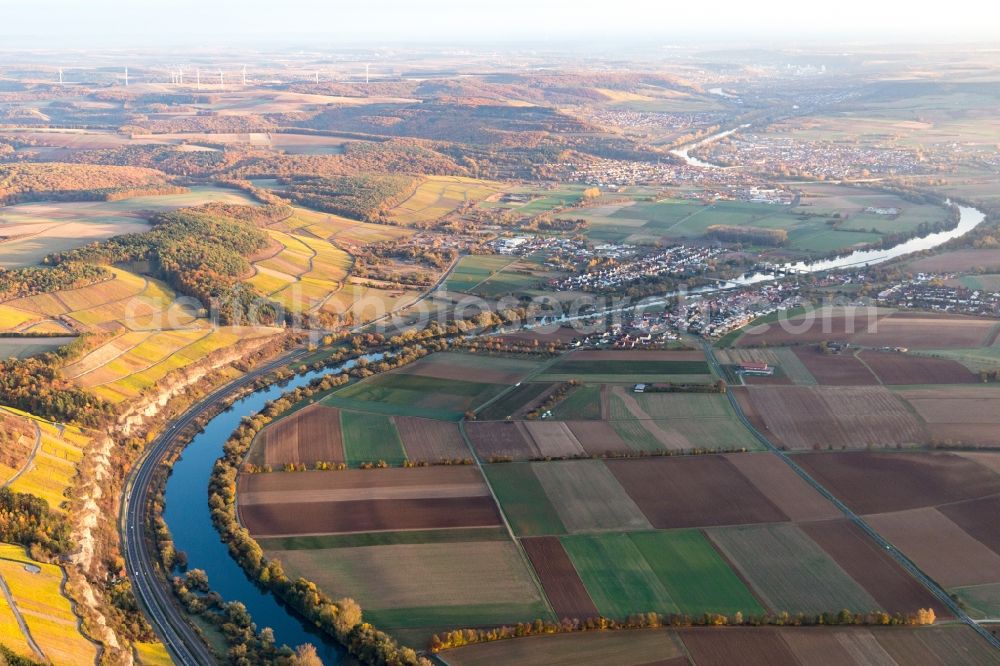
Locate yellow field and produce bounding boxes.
[0,268,199,334]
[388,176,503,225]
[249,226,353,313]
[3,411,88,513]
[268,207,411,246]
[134,641,173,666]
[71,326,279,403]
[0,543,98,665]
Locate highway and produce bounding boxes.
[705,344,1000,651]
[120,345,312,665]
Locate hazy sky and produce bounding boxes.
[1,0,997,47]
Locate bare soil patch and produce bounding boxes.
[521,421,586,458]
[791,348,878,386]
[905,249,1000,273]
[799,519,951,617]
[568,349,705,361]
[938,496,1000,556]
[264,404,344,466]
[606,456,788,529]
[521,537,598,620]
[794,451,1000,515]
[394,417,468,462]
[858,351,976,385]
[241,496,502,536]
[747,386,926,450]
[850,314,995,349]
[679,628,797,666]
[725,453,841,522]
[867,508,1000,588]
[466,421,540,460]
[565,420,630,456]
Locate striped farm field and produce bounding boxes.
[531,460,650,533]
[439,627,687,666]
[272,207,412,246]
[388,175,502,226]
[483,463,567,536]
[267,540,548,628]
[340,410,407,466]
[537,350,713,383]
[550,383,602,420]
[706,523,879,615]
[560,532,679,618]
[4,412,88,513]
[0,543,98,665]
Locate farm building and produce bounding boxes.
[738,362,774,376]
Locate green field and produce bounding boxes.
[609,419,664,452]
[325,373,506,420]
[483,463,566,536]
[707,524,879,615]
[561,533,679,618]
[951,583,1000,620]
[477,382,553,420]
[551,384,602,420]
[628,530,765,616]
[445,255,517,292]
[576,192,946,255]
[340,410,407,466]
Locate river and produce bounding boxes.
[160,141,988,662]
[161,354,384,663]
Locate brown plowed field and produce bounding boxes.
[905,248,1000,273]
[565,420,630,456]
[898,386,1000,446]
[606,456,788,529]
[239,465,487,493]
[791,348,877,385]
[953,451,1000,476]
[736,308,890,347]
[939,496,1000,556]
[747,386,926,450]
[738,310,993,349]
[466,421,540,460]
[795,451,1000,514]
[779,629,879,666]
[521,537,598,620]
[731,387,781,442]
[263,404,344,466]
[799,519,950,617]
[858,351,976,385]
[725,453,841,522]
[850,314,995,349]
[679,628,798,666]
[866,508,1000,588]
[521,421,586,458]
[241,496,502,536]
[394,416,468,461]
[395,352,537,384]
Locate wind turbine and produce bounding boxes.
[124,66,129,86]
[196,68,201,90]
[365,63,370,84]
[58,67,63,84]
[314,71,319,84]
[242,65,247,86]
[219,70,224,86]
[178,67,184,85]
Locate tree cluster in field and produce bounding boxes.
[172,570,325,666]
[0,261,110,300]
[525,380,578,420]
[0,487,71,556]
[0,643,43,666]
[430,607,937,653]
[50,207,280,325]
[133,114,277,135]
[274,173,418,223]
[0,162,169,204]
[0,357,115,426]
[706,225,789,247]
